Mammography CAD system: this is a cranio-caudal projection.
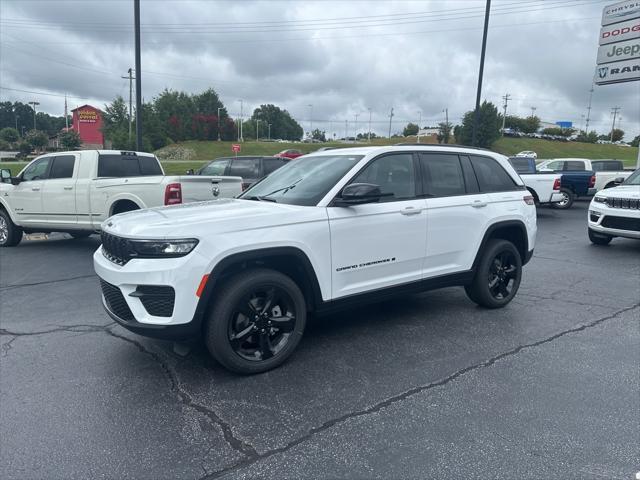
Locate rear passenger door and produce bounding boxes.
[40,154,78,227]
[421,153,491,276]
[228,158,261,190]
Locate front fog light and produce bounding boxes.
[130,239,198,258]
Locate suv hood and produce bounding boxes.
[595,185,640,199]
[102,198,327,238]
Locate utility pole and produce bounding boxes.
[121,68,134,142]
[530,106,537,118]
[610,106,620,142]
[217,107,222,141]
[134,0,143,150]
[471,0,491,147]
[308,104,313,138]
[64,95,69,129]
[354,113,360,140]
[501,93,511,135]
[585,86,594,132]
[268,123,271,141]
[237,99,243,141]
[28,101,39,130]
[388,107,394,139]
[417,110,422,143]
[256,119,260,141]
[444,108,449,144]
[367,108,372,143]
[344,119,348,141]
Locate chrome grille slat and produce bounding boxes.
[604,197,640,210]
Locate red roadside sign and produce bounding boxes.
[232,144,241,153]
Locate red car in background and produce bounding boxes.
[275,149,304,159]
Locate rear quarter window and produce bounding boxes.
[97,154,162,177]
[470,155,519,192]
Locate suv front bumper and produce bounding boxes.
[588,203,640,240]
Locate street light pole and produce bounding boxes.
[268,123,271,141]
[237,99,243,141]
[367,108,372,143]
[308,104,313,138]
[417,110,422,143]
[217,107,222,141]
[388,107,394,139]
[471,0,491,147]
[354,113,360,140]
[256,119,260,141]
[28,101,39,130]
[134,0,143,150]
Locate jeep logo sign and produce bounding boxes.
[600,18,640,45]
[597,38,640,63]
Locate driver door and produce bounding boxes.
[10,156,51,226]
[327,153,427,299]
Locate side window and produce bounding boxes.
[22,157,52,181]
[564,161,585,171]
[200,159,230,176]
[49,155,76,179]
[351,153,415,201]
[228,158,260,179]
[262,158,287,175]
[545,161,563,171]
[470,155,518,192]
[139,156,163,175]
[419,154,466,197]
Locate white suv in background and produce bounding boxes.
[94,145,537,374]
[588,168,640,245]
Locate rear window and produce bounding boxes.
[564,161,586,171]
[419,154,466,197]
[470,155,519,192]
[97,154,162,177]
[591,161,622,172]
[508,157,533,174]
[263,158,288,175]
[229,158,260,179]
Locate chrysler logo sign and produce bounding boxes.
[602,0,640,26]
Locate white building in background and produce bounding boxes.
[417,127,440,137]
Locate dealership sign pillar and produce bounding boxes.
[594,1,640,167]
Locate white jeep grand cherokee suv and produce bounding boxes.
[588,168,640,245]
[94,145,537,374]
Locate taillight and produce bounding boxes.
[523,195,535,205]
[552,178,561,191]
[589,175,596,188]
[164,183,182,205]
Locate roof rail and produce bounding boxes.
[393,143,490,151]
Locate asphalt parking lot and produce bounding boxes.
[1,200,639,480]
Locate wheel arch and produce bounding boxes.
[0,197,18,223]
[526,187,540,204]
[109,197,143,216]
[193,246,324,331]
[472,220,530,268]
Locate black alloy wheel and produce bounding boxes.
[488,251,518,300]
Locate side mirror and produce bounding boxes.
[186,169,195,175]
[613,176,625,185]
[334,183,392,206]
[0,169,10,183]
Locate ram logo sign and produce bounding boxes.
[595,59,640,84]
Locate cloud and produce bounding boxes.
[0,0,638,139]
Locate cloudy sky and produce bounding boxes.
[0,0,638,139]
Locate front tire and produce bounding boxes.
[552,188,574,210]
[0,210,23,247]
[465,239,522,308]
[205,268,307,374]
[588,228,612,246]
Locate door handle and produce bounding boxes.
[64,186,73,190]
[471,200,487,208]
[31,187,40,191]
[400,207,421,216]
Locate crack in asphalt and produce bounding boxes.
[102,327,259,460]
[0,323,115,337]
[1,335,17,357]
[203,303,640,479]
[0,274,96,291]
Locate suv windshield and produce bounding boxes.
[239,154,363,206]
[623,169,640,185]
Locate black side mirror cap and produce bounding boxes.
[186,169,195,175]
[613,176,625,184]
[10,177,21,185]
[334,183,393,206]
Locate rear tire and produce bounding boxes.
[552,188,574,210]
[0,210,23,247]
[465,239,522,309]
[588,228,612,246]
[204,268,307,374]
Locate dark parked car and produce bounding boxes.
[191,156,290,190]
[275,149,304,159]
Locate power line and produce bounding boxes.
[0,86,88,100]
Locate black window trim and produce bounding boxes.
[330,151,421,205]
[417,152,470,199]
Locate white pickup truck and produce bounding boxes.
[507,157,563,206]
[0,150,242,246]
[537,158,633,193]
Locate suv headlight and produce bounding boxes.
[129,239,199,258]
[593,196,606,204]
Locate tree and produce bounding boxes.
[542,127,574,137]
[59,130,81,150]
[102,96,133,150]
[610,128,624,142]
[437,122,452,144]
[311,129,326,142]
[17,141,32,157]
[630,135,639,147]
[0,127,19,144]
[403,123,419,136]
[575,130,598,143]
[251,104,303,141]
[458,101,501,148]
[503,115,539,134]
[0,139,10,151]
[25,129,48,151]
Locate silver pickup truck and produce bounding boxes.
[0,150,242,246]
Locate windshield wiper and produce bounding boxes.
[243,195,277,203]
[260,178,303,199]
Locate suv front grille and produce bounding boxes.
[134,286,175,317]
[604,197,640,210]
[100,279,135,321]
[101,232,132,265]
[601,216,640,232]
